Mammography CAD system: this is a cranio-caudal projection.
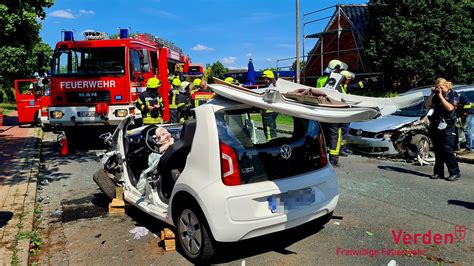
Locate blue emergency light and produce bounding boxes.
[63,31,74,41]
[119,28,129,39]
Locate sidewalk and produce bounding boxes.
[0,111,42,265]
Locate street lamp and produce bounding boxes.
[296,0,300,84]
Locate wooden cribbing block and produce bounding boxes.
[108,198,126,215]
[160,228,176,251]
[115,187,124,200]
[164,239,176,251]
[160,228,175,240]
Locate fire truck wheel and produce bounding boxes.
[42,124,52,132]
[93,169,117,200]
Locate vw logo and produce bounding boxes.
[356,129,363,136]
[280,144,292,159]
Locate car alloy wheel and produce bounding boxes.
[178,208,203,256]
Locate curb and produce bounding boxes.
[12,128,42,265]
[457,154,474,164]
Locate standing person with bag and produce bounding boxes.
[424,78,461,181]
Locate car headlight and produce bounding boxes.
[374,132,392,139]
[50,110,64,119]
[114,109,128,117]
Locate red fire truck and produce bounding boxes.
[47,30,190,130]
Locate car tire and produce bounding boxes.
[175,205,216,262]
[410,134,433,161]
[93,169,117,200]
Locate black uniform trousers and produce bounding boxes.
[429,125,460,177]
[321,122,342,164]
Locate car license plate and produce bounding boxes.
[268,188,315,213]
[78,111,97,117]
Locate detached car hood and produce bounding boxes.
[350,115,420,133]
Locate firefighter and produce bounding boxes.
[136,77,164,125]
[168,77,181,123]
[176,81,192,123]
[425,78,460,181]
[261,70,278,140]
[316,59,348,88]
[338,70,376,157]
[190,79,212,108]
[316,62,346,165]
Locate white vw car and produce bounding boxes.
[94,78,422,262]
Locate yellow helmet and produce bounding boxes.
[340,70,355,80]
[172,78,181,87]
[146,77,161,89]
[262,70,275,79]
[193,78,202,86]
[224,77,235,84]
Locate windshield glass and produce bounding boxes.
[52,47,125,76]
[393,99,427,117]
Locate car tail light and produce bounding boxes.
[316,129,328,167]
[220,142,241,186]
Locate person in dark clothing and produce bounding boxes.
[424,78,460,181]
[176,81,192,123]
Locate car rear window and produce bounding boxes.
[215,108,326,184]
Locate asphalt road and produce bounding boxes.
[34,131,473,265]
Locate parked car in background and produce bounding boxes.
[346,85,474,161]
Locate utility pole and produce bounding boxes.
[296,0,300,83]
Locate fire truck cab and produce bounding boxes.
[48,30,190,129]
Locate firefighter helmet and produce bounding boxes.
[340,70,355,80]
[172,78,181,87]
[327,59,348,71]
[180,81,190,91]
[262,70,275,79]
[193,78,202,86]
[146,77,161,88]
[224,77,235,84]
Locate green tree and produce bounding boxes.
[208,61,227,83]
[0,0,54,89]
[365,0,473,91]
[290,60,306,71]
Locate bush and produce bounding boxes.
[0,88,15,103]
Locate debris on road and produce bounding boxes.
[40,179,49,186]
[366,231,374,236]
[387,259,397,266]
[333,221,340,225]
[129,226,149,239]
[49,209,63,218]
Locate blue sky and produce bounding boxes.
[40,0,367,70]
